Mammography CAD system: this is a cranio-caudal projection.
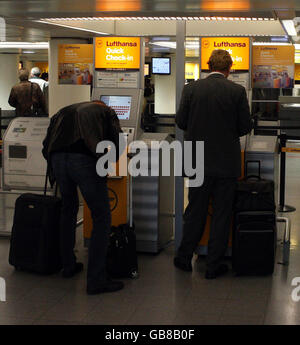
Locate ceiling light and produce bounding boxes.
[36,20,108,35]
[0,41,49,49]
[39,16,275,22]
[282,20,297,36]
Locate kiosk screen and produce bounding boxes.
[9,145,27,159]
[100,95,132,120]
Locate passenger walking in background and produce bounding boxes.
[174,49,253,279]
[29,67,49,92]
[8,68,47,116]
[42,101,125,295]
[29,67,49,113]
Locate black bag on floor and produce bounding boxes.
[233,211,277,276]
[9,176,62,274]
[235,161,276,212]
[106,223,139,279]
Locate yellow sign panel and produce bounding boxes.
[95,37,140,70]
[295,64,300,81]
[253,45,295,66]
[201,37,250,70]
[185,63,199,80]
[295,50,300,64]
[58,44,93,64]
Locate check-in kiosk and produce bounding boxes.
[2,117,50,191]
[278,96,300,138]
[93,88,144,144]
[83,37,174,252]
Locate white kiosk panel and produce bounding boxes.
[2,117,50,190]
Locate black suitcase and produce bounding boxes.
[9,191,62,275]
[233,211,277,275]
[106,223,139,279]
[235,161,275,213]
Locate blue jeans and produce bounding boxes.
[51,152,111,288]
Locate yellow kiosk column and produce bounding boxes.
[83,151,129,247]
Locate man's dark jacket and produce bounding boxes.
[42,101,123,184]
[8,81,47,116]
[176,73,253,178]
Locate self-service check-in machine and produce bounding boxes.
[83,88,174,253]
[1,117,50,236]
[83,37,174,252]
[2,117,50,191]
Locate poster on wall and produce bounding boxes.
[95,37,141,71]
[295,64,300,82]
[252,45,295,88]
[58,44,93,85]
[201,37,250,71]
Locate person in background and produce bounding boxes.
[8,68,47,116]
[29,67,49,92]
[174,49,253,279]
[42,101,125,295]
[41,72,49,81]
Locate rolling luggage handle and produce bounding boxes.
[44,166,58,197]
[245,160,261,179]
[127,153,135,229]
[277,216,291,266]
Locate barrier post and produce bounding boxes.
[278,133,296,213]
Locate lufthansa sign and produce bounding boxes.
[201,37,250,71]
[95,37,140,70]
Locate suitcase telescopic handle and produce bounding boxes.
[44,165,58,197]
[245,160,261,179]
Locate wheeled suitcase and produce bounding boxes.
[9,178,62,274]
[233,160,277,275]
[235,161,276,213]
[106,223,139,279]
[233,211,277,275]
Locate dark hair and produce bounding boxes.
[18,68,29,81]
[207,49,233,72]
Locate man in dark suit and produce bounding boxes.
[174,49,253,279]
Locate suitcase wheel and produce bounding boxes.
[130,270,139,279]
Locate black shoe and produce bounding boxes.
[87,280,124,295]
[205,264,229,280]
[174,257,192,272]
[62,262,84,278]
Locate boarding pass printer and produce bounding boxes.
[2,117,50,191]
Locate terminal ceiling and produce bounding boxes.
[1,0,300,57]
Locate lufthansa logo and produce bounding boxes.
[97,40,103,48]
[108,188,118,212]
[203,40,210,49]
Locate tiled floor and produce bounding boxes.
[0,153,300,325]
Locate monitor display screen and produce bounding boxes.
[151,57,171,75]
[100,95,132,120]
